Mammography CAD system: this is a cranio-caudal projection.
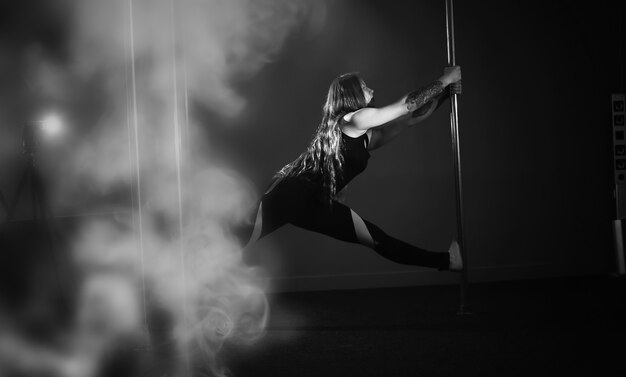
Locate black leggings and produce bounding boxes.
[241,178,449,270]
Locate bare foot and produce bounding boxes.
[448,240,463,271]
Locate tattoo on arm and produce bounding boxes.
[412,100,434,117]
[405,80,445,112]
[413,87,450,117]
[432,86,450,112]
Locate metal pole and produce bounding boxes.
[445,0,470,315]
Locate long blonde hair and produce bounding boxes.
[272,73,368,204]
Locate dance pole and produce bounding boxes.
[445,0,470,315]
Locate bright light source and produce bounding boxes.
[40,113,63,136]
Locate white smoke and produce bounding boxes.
[0,0,327,376]
[51,0,326,201]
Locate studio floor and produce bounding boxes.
[1,221,624,376]
[222,274,626,377]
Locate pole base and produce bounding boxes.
[613,219,626,275]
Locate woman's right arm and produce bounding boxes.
[366,89,449,150]
[346,66,461,131]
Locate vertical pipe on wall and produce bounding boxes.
[445,0,470,315]
[170,1,192,375]
[127,0,150,331]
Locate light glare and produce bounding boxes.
[40,113,63,135]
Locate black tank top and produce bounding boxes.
[336,131,370,191]
[266,130,371,198]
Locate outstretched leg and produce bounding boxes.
[358,214,451,269]
[245,202,264,248]
[292,200,451,270]
[237,200,285,250]
[236,179,299,249]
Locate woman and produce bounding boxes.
[244,66,463,271]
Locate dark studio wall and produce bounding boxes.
[218,0,624,292]
[0,0,622,295]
